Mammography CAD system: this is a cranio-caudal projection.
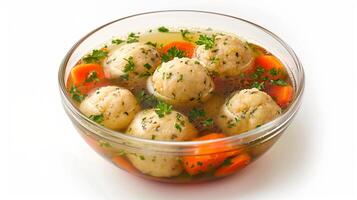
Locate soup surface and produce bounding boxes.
[66,27,294,180]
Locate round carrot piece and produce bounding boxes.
[162,41,196,58]
[255,55,286,80]
[214,153,251,177]
[267,85,294,108]
[182,133,241,176]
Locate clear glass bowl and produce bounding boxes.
[58,10,304,183]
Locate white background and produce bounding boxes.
[2,0,356,199]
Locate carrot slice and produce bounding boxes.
[255,55,286,80]
[182,133,241,176]
[267,85,294,108]
[112,156,138,173]
[162,41,195,58]
[214,153,251,177]
[70,63,106,94]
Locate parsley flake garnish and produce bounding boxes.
[146,41,157,47]
[123,57,135,73]
[143,63,152,70]
[269,68,279,76]
[158,26,169,32]
[155,101,172,118]
[89,114,104,124]
[196,34,215,49]
[252,81,265,90]
[162,47,186,62]
[82,49,108,63]
[127,32,139,43]
[180,29,192,41]
[271,79,288,86]
[188,108,206,122]
[175,123,182,132]
[69,85,86,102]
[85,71,99,83]
[202,118,214,127]
[112,39,124,45]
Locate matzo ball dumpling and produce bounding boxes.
[103,43,161,85]
[125,109,197,177]
[79,86,140,130]
[194,34,254,77]
[148,57,214,106]
[217,88,281,135]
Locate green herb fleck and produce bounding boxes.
[252,81,265,90]
[271,79,288,86]
[69,85,86,102]
[188,108,206,122]
[222,158,233,166]
[155,101,172,118]
[127,32,139,43]
[161,47,186,62]
[180,29,192,41]
[112,39,124,45]
[123,56,135,73]
[202,118,214,127]
[196,34,215,50]
[89,114,104,124]
[143,63,152,70]
[158,26,169,32]
[269,68,279,76]
[145,41,157,47]
[175,123,182,132]
[82,49,108,63]
[85,71,100,83]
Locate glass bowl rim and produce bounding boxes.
[58,10,305,149]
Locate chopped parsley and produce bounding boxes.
[136,90,158,107]
[174,113,185,132]
[252,81,265,90]
[202,118,214,127]
[196,34,215,49]
[180,29,192,41]
[143,63,152,70]
[127,32,139,43]
[188,108,206,122]
[175,123,182,132]
[269,68,279,76]
[82,49,108,63]
[69,85,86,102]
[139,71,152,77]
[145,41,157,47]
[123,57,135,73]
[155,101,172,118]
[89,114,104,124]
[85,71,99,83]
[222,158,233,166]
[162,47,186,62]
[271,79,288,86]
[158,26,169,32]
[112,39,124,45]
